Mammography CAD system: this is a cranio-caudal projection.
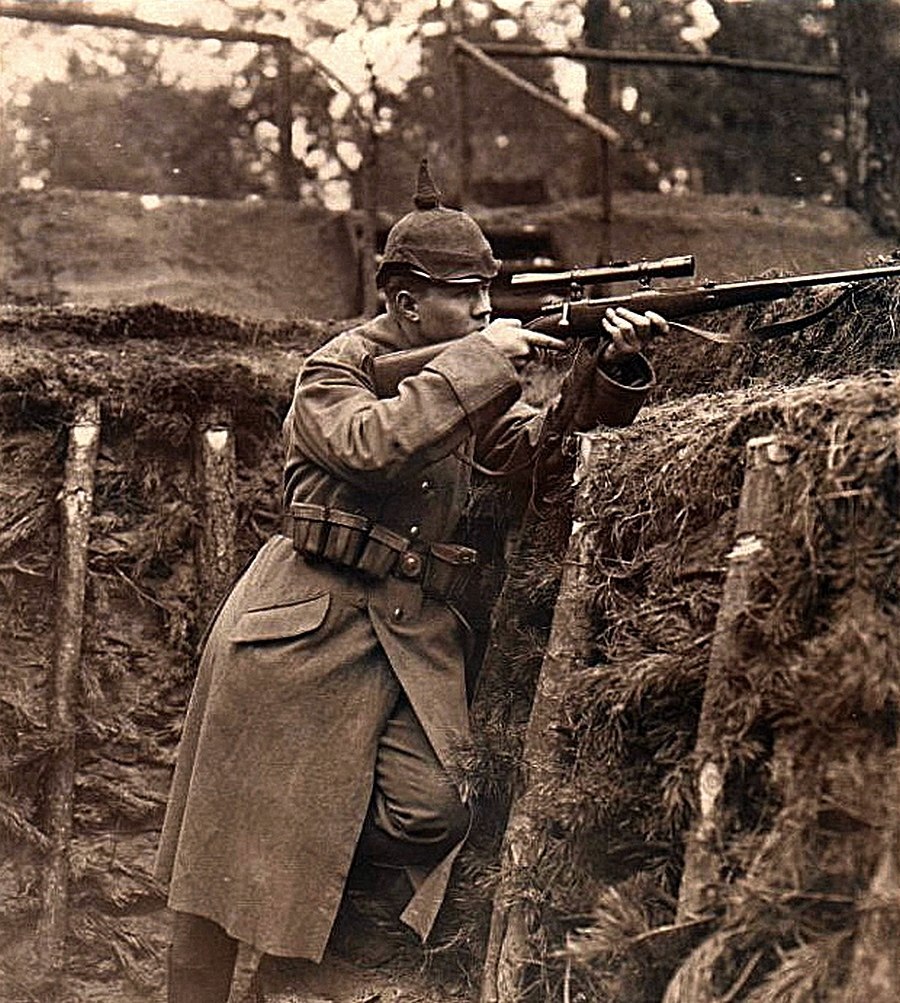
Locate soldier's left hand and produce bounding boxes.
[601,307,669,361]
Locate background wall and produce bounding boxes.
[2,188,894,322]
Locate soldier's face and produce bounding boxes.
[415,280,492,343]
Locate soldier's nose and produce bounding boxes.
[473,288,491,317]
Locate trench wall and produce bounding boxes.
[2,189,894,322]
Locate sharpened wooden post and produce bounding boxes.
[480,432,610,1003]
[195,415,237,628]
[675,435,794,923]
[38,399,101,971]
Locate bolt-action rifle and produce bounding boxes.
[369,256,900,398]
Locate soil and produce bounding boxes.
[2,187,894,323]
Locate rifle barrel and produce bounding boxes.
[539,261,900,318]
[694,261,900,295]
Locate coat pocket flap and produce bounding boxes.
[229,593,330,643]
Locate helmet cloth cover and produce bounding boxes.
[376,159,501,287]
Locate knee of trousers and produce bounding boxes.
[387,788,471,849]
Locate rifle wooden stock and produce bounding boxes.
[368,261,900,398]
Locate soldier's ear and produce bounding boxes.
[395,288,420,322]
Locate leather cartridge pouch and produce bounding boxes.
[290,502,329,558]
[321,510,370,566]
[356,524,409,578]
[288,504,477,602]
[422,542,478,603]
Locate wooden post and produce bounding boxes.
[675,435,794,923]
[356,64,381,319]
[833,0,900,234]
[195,415,237,628]
[584,0,612,260]
[479,432,611,1003]
[455,44,472,206]
[274,40,296,202]
[38,399,101,972]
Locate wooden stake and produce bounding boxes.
[479,432,613,1003]
[38,399,101,971]
[195,415,237,628]
[675,435,793,923]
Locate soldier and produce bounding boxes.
[155,161,666,1002]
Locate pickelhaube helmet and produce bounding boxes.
[375,159,501,287]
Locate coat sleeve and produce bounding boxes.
[472,349,656,497]
[472,400,543,478]
[283,332,521,492]
[472,348,656,476]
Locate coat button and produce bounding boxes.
[409,525,420,538]
[392,606,404,621]
[421,479,432,492]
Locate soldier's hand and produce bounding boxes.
[601,308,669,362]
[482,318,567,370]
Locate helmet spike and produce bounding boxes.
[412,158,442,210]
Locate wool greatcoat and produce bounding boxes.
[155,313,650,962]
[155,313,545,960]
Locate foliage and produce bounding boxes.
[604,0,843,200]
[1,0,854,207]
[20,44,265,199]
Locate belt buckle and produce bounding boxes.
[397,550,424,580]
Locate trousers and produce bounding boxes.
[167,693,470,1002]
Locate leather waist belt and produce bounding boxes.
[287,502,477,604]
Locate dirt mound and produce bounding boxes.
[1,189,365,320]
[3,187,895,326]
[456,371,899,1003]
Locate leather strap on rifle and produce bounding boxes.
[668,286,855,344]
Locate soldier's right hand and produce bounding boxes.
[482,318,567,370]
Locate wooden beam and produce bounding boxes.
[472,40,843,81]
[0,2,287,46]
[454,37,622,147]
[455,45,473,206]
[38,399,101,973]
[275,41,297,201]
